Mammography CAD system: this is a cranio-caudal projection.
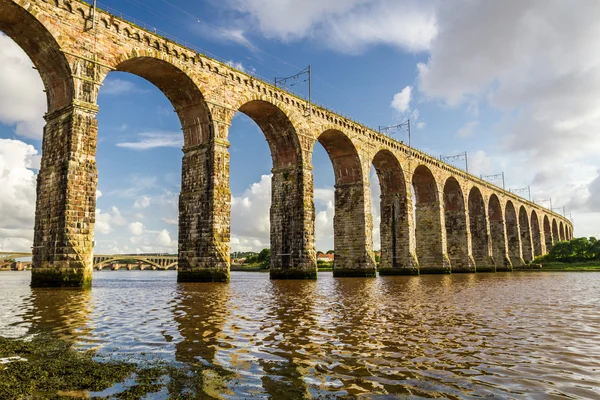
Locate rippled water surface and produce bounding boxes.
[1,271,599,398]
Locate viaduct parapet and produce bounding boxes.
[0,0,573,287]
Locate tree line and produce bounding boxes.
[535,237,600,263]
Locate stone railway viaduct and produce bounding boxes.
[0,0,573,287]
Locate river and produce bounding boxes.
[1,271,599,399]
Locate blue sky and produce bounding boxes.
[1,0,599,254]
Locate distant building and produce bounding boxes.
[317,253,334,262]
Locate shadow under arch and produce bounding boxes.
[443,177,474,273]
[530,210,543,257]
[489,194,511,271]
[552,219,559,244]
[468,186,494,272]
[233,99,316,279]
[543,215,553,251]
[0,0,74,113]
[519,206,534,262]
[372,150,417,275]
[412,165,450,274]
[559,221,565,241]
[317,129,375,277]
[505,201,523,267]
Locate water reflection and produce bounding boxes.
[174,281,231,366]
[0,271,599,399]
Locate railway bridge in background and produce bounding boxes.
[0,252,178,270]
[0,0,573,287]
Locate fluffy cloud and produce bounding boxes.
[418,1,600,162]
[117,132,183,150]
[0,139,37,251]
[457,121,478,138]
[223,0,436,53]
[230,174,271,251]
[0,33,46,139]
[134,196,151,209]
[129,222,145,236]
[391,86,412,113]
[101,78,139,95]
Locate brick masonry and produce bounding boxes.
[0,0,574,286]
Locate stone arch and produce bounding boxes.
[372,149,416,275]
[109,56,212,147]
[505,201,522,267]
[0,0,74,113]
[530,210,543,257]
[443,177,473,272]
[412,165,450,273]
[552,219,559,243]
[98,56,224,282]
[543,215,553,251]
[317,128,376,276]
[317,129,374,277]
[233,98,314,279]
[468,187,494,272]
[559,221,565,241]
[236,100,303,168]
[519,206,534,263]
[489,194,510,270]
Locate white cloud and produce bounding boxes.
[94,206,128,235]
[0,139,38,251]
[0,33,46,139]
[101,78,138,95]
[457,120,478,138]
[223,0,436,53]
[117,132,183,150]
[161,217,178,226]
[129,222,145,236]
[157,229,173,246]
[134,196,151,209]
[230,174,271,251]
[391,86,412,113]
[96,190,103,199]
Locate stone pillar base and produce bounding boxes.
[177,268,229,282]
[31,268,92,288]
[452,257,477,273]
[270,268,317,280]
[419,255,452,274]
[378,267,419,276]
[474,256,496,272]
[333,268,377,278]
[496,257,513,272]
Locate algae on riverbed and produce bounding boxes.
[0,335,233,399]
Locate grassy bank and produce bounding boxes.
[537,262,600,272]
[0,335,232,399]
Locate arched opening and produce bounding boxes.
[552,219,559,244]
[372,150,415,275]
[412,165,449,273]
[505,201,522,267]
[232,100,314,279]
[543,215,553,251]
[519,206,533,262]
[468,187,493,272]
[559,221,565,241]
[96,57,217,283]
[0,1,86,286]
[489,195,510,271]
[530,210,543,257]
[443,177,473,272]
[317,130,374,277]
[0,1,74,113]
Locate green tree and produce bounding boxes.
[257,248,270,267]
[326,250,334,254]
